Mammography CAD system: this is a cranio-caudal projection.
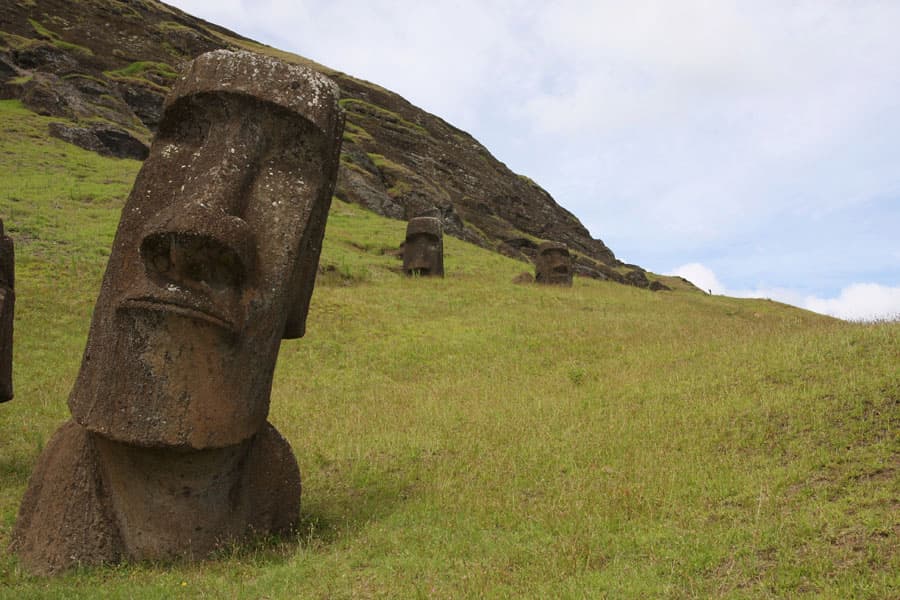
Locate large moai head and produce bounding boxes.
[535,241,573,286]
[0,218,13,402]
[68,50,344,448]
[403,216,444,277]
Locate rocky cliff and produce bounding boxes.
[0,0,663,287]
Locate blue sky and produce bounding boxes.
[166,0,900,320]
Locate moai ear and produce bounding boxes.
[283,268,314,339]
[282,145,343,340]
[282,218,325,339]
[283,107,344,340]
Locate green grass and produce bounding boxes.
[103,61,178,93]
[0,100,140,266]
[0,99,898,598]
[26,19,93,57]
[342,120,376,146]
[104,61,178,81]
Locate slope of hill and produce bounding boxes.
[0,98,898,596]
[0,0,666,287]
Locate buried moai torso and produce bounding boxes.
[12,50,344,573]
[1,219,13,402]
[535,241,573,286]
[403,217,444,277]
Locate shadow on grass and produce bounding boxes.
[0,460,414,584]
[295,459,415,548]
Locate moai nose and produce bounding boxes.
[140,204,256,293]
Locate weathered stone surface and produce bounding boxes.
[20,73,78,118]
[12,419,301,573]
[403,216,444,277]
[535,241,574,286]
[0,70,22,101]
[13,50,344,573]
[116,82,166,130]
[12,421,125,572]
[0,54,18,81]
[0,219,14,402]
[624,268,651,289]
[12,42,79,73]
[0,53,23,100]
[48,122,149,160]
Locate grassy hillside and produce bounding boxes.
[0,98,897,598]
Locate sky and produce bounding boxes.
[165,0,900,321]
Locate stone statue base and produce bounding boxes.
[12,420,300,574]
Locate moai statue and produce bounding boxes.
[0,218,13,402]
[402,216,444,277]
[12,50,344,574]
[534,241,573,286]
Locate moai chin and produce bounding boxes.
[403,217,444,277]
[535,241,573,286]
[0,218,14,402]
[12,50,345,574]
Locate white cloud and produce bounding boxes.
[671,263,900,322]
[670,263,726,295]
[802,283,900,322]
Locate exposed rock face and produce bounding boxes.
[332,82,619,272]
[48,121,148,159]
[0,0,663,287]
[0,218,13,402]
[12,50,345,574]
[403,216,444,277]
[535,241,573,287]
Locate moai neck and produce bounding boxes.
[92,434,253,560]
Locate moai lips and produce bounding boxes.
[403,216,444,277]
[12,50,344,573]
[0,218,13,402]
[535,241,573,286]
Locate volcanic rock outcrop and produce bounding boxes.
[11,50,344,574]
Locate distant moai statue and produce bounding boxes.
[12,50,345,574]
[0,218,14,402]
[535,241,573,286]
[403,216,444,277]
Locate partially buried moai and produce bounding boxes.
[535,241,573,286]
[12,50,344,574]
[403,216,444,277]
[1,218,13,402]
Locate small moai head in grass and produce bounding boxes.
[535,241,573,286]
[68,50,345,448]
[403,216,444,277]
[0,217,13,402]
